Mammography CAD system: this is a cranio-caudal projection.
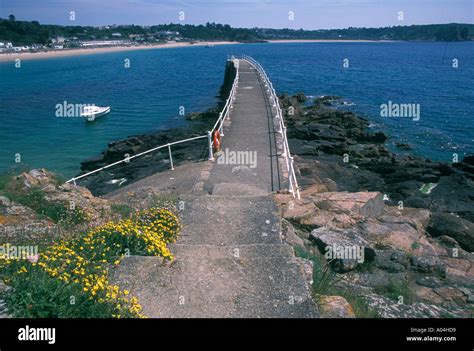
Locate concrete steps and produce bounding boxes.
[177,194,281,245]
[111,246,317,318]
[110,194,319,318]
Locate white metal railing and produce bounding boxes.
[66,58,240,185]
[241,55,301,199]
[208,57,240,160]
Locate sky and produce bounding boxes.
[0,0,473,29]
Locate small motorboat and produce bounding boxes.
[81,105,111,122]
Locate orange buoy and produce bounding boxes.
[213,130,222,151]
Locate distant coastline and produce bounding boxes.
[0,39,400,62]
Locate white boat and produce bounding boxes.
[81,105,110,122]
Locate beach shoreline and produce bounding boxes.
[0,39,396,62]
[0,41,236,62]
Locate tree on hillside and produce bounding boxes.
[8,14,15,21]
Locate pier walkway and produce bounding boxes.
[107,58,319,317]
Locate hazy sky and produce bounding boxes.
[1,0,473,29]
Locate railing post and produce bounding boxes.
[207,131,214,161]
[168,144,174,170]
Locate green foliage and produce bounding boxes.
[411,242,421,250]
[1,266,128,318]
[110,203,134,219]
[1,207,181,318]
[373,278,415,305]
[0,19,472,46]
[336,290,381,319]
[293,245,380,318]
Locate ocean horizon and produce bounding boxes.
[1,41,473,177]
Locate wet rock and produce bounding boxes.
[395,142,412,150]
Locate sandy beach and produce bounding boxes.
[0,41,236,62]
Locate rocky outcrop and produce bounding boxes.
[15,169,110,221]
[427,213,474,252]
[0,195,54,241]
[1,169,112,241]
[318,295,355,318]
[279,190,473,317]
[275,94,474,317]
[281,94,474,224]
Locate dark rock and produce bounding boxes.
[416,276,443,288]
[462,155,474,166]
[395,142,412,150]
[358,131,388,144]
[410,255,446,275]
[390,250,409,267]
[427,213,474,252]
[374,251,406,273]
[313,95,342,107]
[295,92,307,103]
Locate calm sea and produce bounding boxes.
[1,42,473,177]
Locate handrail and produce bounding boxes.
[241,55,301,199]
[211,58,239,135]
[66,57,240,185]
[67,135,207,185]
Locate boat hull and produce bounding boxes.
[84,107,111,122]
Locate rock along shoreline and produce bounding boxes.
[274,93,473,318]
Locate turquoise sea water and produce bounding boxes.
[0,42,473,177]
